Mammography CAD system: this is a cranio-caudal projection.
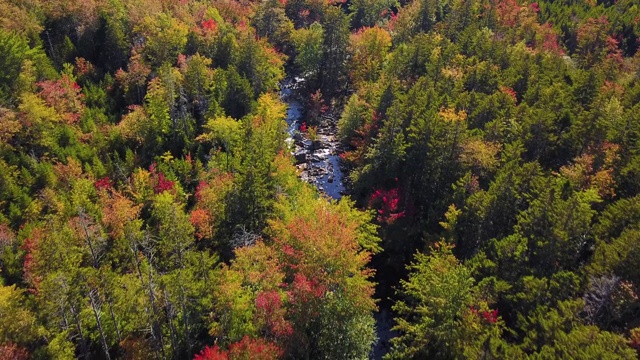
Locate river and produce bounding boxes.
[280,78,346,199]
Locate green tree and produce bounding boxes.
[135,13,189,67]
[388,243,503,359]
[253,0,294,52]
[349,0,398,28]
[291,22,324,88]
[0,284,42,346]
[0,29,55,104]
[236,33,285,97]
[319,6,350,97]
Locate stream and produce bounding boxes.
[280,77,346,199]
[280,78,395,359]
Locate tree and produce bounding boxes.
[197,116,243,172]
[521,299,636,359]
[142,77,172,157]
[575,16,618,70]
[319,6,350,97]
[0,29,55,105]
[236,33,286,97]
[349,0,398,29]
[513,176,601,277]
[179,53,214,123]
[389,243,504,359]
[337,93,372,146]
[210,241,285,344]
[218,67,255,120]
[135,13,189,67]
[210,188,379,359]
[453,145,542,257]
[115,47,151,104]
[349,26,392,86]
[225,93,287,235]
[253,0,294,52]
[537,325,636,359]
[291,22,324,88]
[0,0,43,42]
[149,191,194,271]
[267,194,380,359]
[37,73,85,124]
[194,336,282,360]
[590,195,640,290]
[0,284,41,346]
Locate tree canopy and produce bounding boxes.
[1,0,640,358]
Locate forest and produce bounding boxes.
[1,0,640,358]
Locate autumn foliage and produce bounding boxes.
[0,0,640,358]
[370,187,405,224]
[37,75,85,124]
[194,336,282,360]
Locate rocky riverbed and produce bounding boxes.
[280,78,346,200]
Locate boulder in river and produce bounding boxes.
[294,150,307,164]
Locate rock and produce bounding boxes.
[328,177,334,183]
[309,153,326,163]
[294,150,307,164]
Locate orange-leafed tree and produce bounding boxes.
[267,196,379,359]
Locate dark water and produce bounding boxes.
[280,79,395,359]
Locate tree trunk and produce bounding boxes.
[89,288,112,360]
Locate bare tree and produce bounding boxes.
[230,225,260,248]
[583,275,620,328]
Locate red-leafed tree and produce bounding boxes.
[493,0,522,28]
[94,176,113,191]
[536,23,565,56]
[148,163,176,194]
[370,186,405,224]
[194,344,229,360]
[37,74,85,124]
[576,16,622,71]
[228,336,282,359]
[195,336,281,360]
[20,228,45,292]
[190,208,213,241]
[255,290,293,338]
[306,90,328,125]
